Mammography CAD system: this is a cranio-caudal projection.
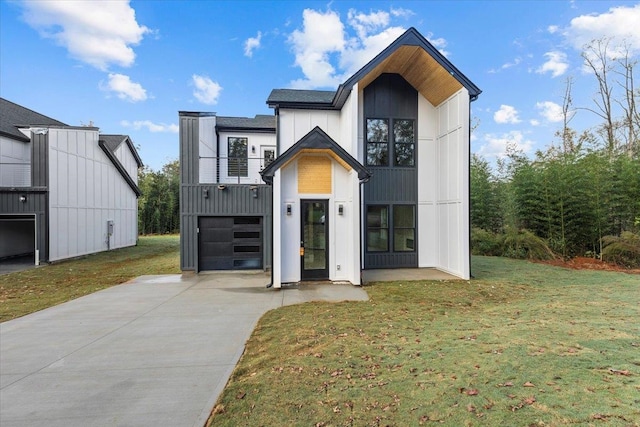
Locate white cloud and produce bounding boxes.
[564,4,640,54]
[548,25,559,34]
[536,101,567,123]
[288,9,346,89]
[192,74,222,105]
[390,7,415,19]
[536,51,569,77]
[530,119,541,126]
[288,7,411,89]
[494,105,521,124]
[100,73,147,102]
[121,120,178,133]
[20,0,150,70]
[244,31,262,57]
[478,131,534,158]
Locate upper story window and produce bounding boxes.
[366,118,414,167]
[228,137,248,177]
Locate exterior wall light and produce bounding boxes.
[203,189,209,199]
[250,186,258,198]
[217,184,227,191]
[19,195,27,203]
[286,203,292,215]
[338,204,344,215]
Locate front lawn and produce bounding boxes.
[209,256,640,426]
[0,235,180,322]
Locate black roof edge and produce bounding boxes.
[260,126,371,185]
[334,27,481,108]
[98,140,143,197]
[0,130,30,142]
[178,111,216,117]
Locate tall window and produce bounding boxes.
[366,119,388,166]
[393,120,414,166]
[367,206,389,252]
[393,205,415,251]
[366,118,414,167]
[228,137,248,177]
[366,204,415,253]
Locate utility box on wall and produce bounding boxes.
[107,220,114,237]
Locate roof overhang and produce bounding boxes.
[260,126,371,185]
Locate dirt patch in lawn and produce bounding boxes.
[539,256,640,274]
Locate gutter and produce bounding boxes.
[266,108,280,289]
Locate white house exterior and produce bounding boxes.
[0,98,143,265]
[179,28,480,285]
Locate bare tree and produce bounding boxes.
[581,38,617,152]
[558,76,577,153]
[613,42,639,157]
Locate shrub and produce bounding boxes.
[501,228,556,261]
[601,231,640,268]
[471,228,502,256]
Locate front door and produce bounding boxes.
[301,200,329,280]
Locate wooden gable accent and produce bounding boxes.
[358,46,464,106]
[298,155,332,194]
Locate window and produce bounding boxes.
[393,119,414,166]
[367,206,388,251]
[393,205,415,251]
[263,148,275,169]
[366,204,416,253]
[366,118,415,167]
[228,137,248,177]
[366,119,388,166]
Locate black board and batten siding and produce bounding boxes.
[179,112,272,272]
[363,74,418,269]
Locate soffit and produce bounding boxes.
[357,45,464,106]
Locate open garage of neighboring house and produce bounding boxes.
[0,214,38,270]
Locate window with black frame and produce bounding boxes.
[393,205,415,251]
[228,137,248,177]
[366,118,389,166]
[393,119,414,166]
[366,205,389,252]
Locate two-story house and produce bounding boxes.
[179,27,481,286]
[0,98,143,266]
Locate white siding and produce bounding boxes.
[417,94,438,268]
[48,128,138,261]
[278,110,341,152]
[218,131,276,184]
[0,135,31,187]
[198,116,217,183]
[114,141,139,184]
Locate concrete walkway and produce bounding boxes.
[0,272,368,427]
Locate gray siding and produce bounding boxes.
[0,190,48,261]
[179,112,272,272]
[363,73,418,269]
[31,132,48,187]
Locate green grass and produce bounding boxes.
[209,256,640,426]
[0,235,180,322]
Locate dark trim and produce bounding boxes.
[216,126,276,133]
[0,130,30,142]
[300,199,329,280]
[98,141,143,197]
[260,126,371,184]
[179,111,217,117]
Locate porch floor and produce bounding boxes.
[361,268,462,284]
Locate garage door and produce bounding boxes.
[0,215,35,262]
[198,216,263,271]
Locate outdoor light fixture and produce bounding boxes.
[338,204,344,215]
[217,184,227,191]
[286,203,292,215]
[203,189,209,199]
[19,195,27,203]
[251,145,256,154]
[250,185,258,198]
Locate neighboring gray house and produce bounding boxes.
[0,98,143,265]
[179,28,481,285]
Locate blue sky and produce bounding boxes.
[1,0,639,171]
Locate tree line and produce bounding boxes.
[137,160,180,235]
[471,38,640,267]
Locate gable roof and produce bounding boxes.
[99,134,144,168]
[260,126,370,185]
[0,97,67,142]
[267,27,481,109]
[98,139,142,197]
[216,115,276,132]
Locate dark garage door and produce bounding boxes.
[198,216,263,271]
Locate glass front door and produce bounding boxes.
[301,200,329,280]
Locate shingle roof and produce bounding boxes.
[216,115,275,131]
[266,89,336,106]
[0,97,67,141]
[99,134,144,168]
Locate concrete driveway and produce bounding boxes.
[0,272,368,427]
